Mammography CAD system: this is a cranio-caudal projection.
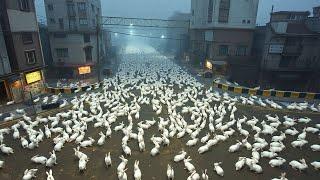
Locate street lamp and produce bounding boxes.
[161,35,165,39]
[129,30,133,35]
[130,23,133,26]
[114,33,118,37]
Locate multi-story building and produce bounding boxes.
[256,10,320,91]
[190,0,259,67]
[44,0,104,78]
[0,0,45,103]
[166,12,191,58]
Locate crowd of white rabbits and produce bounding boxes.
[0,53,319,180]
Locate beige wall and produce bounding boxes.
[50,33,98,65]
[11,33,44,71]
[212,29,254,60]
[7,9,38,32]
[5,0,36,12]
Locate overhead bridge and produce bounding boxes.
[101,16,190,29]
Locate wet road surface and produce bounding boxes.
[0,52,319,180]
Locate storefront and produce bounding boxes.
[23,70,45,98]
[7,75,24,103]
[0,80,9,104]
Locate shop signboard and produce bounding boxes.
[78,66,91,75]
[25,71,42,84]
[269,44,284,54]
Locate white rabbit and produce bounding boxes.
[310,161,320,170]
[117,168,128,180]
[97,132,106,146]
[46,151,57,167]
[213,162,224,176]
[31,155,47,164]
[105,152,112,167]
[187,171,200,180]
[174,150,187,162]
[201,169,208,180]
[167,164,174,180]
[184,156,195,173]
[79,157,89,171]
[0,144,14,154]
[117,155,128,172]
[134,160,142,180]
[46,169,54,180]
[0,160,4,168]
[271,173,288,180]
[269,157,286,167]
[22,169,38,180]
[235,157,246,171]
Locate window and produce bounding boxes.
[69,17,77,30]
[78,2,86,12]
[59,18,64,29]
[22,33,33,44]
[219,45,229,56]
[218,0,230,23]
[91,4,95,12]
[19,0,30,11]
[49,18,56,24]
[247,20,251,24]
[192,10,194,16]
[236,46,247,56]
[48,4,54,11]
[84,34,90,43]
[79,18,88,26]
[92,18,96,26]
[53,33,67,38]
[84,47,93,62]
[25,50,36,64]
[242,20,246,24]
[56,48,69,58]
[208,0,214,23]
[67,2,76,16]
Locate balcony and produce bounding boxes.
[282,45,302,56]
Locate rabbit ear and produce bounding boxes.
[46,172,49,175]
[50,169,52,174]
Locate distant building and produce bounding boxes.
[256,10,320,91]
[0,0,45,103]
[166,12,191,58]
[190,0,259,64]
[44,0,104,78]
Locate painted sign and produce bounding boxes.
[269,44,284,54]
[25,71,42,84]
[78,66,91,75]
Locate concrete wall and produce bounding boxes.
[45,0,101,32]
[212,29,254,58]
[191,0,259,30]
[11,32,44,71]
[0,26,11,75]
[50,33,98,65]
[7,9,38,32]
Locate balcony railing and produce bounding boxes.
[282,46,302,55]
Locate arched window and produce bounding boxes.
[218,0,230,23]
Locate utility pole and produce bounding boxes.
[96,14,101,82]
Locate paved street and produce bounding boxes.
[0,49,319,180]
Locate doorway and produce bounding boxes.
[0,81,8,104]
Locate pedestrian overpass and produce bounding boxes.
[101,16,190,29]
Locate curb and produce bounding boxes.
[45,81,105,95]
[213,82,320,100]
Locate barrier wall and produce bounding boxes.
[213,82,320,100]
[46,81,320,100]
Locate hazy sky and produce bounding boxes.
[36,0,320,25]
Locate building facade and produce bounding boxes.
[44,0,104,78]
[257,11,320,91]
[190,0,259,66]
[0,0,45,103]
